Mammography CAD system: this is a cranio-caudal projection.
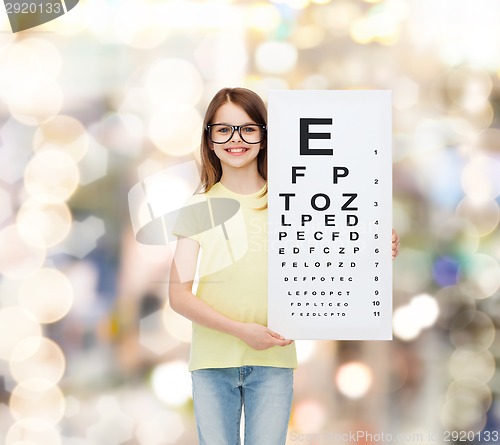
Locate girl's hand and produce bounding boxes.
[392,229,400,260]
[237,323,293,350]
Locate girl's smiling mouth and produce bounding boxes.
[225,147,249,154]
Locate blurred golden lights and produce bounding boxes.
[0,307,42,361]
[150,361,192,407]
[0,39,61,100]
[461,155,499,202]
[292,25,326,49]
[0,42,40,99]
[8,80,63,126]
[9,337,66,389]
[6,419,62,445]
[246,3,281,32]
[393,305,420,341]
[16,200,72,249]
[449,310,496,352]
[456,197,499,237]
[441,377,492,431]
[295,340,317,364]
[449,347,495,383]
[24,150,80,204]
[350,8,401,45]
[113,0,169,49]
[33,115,89,162]
[0,225,45,279]
[18,268,74,324]
[9,380,66,426]
[393,294,439,341]
[392,248,433,293]
[409,294,440,328]
[435,217,480,256]
[292,399,326,433]
[0,186,13,224]
[445,67,493,112]
[148,104,202,156]
[135,410,185,445]
[459,254,500,299]
[335,361,373,399]
[255,42,298,75]
[144,58,203,107]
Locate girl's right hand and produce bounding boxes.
[237,323,294,350]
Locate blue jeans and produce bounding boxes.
[191,366,293,445]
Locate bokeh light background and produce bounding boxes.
[1,0,500,443]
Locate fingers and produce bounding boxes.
[267,329,284,340]
[392,228,400,243]
[267,329,294,346]
[242,324,293,349]
[392,229,400,260]
[392,243,400,259]
[274,338,294,346]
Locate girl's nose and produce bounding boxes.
[231,127,242,142]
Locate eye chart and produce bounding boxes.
[267,90,392,340]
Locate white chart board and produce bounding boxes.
[267,90,393,340]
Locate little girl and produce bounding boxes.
[169,87,400,445]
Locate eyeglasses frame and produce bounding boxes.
[206,124,267,145]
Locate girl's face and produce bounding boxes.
[209,101,263,174]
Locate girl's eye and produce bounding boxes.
[242,126,256,133]
[218,126,230,133]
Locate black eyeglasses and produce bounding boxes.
[206,124,266,144]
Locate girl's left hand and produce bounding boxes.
[392,229,400,260]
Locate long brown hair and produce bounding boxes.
[200,87,268,192]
